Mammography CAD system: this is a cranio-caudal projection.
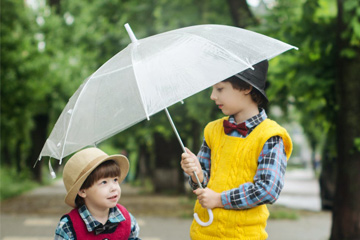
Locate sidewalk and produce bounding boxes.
[268,168,331,240]
[0,168,331,240]
[276,168,322,211]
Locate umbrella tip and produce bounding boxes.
[50,171,56,179]
[33,155,41,168]
[124,23,138,44]
[48,158,57,179]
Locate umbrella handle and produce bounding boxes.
[194,208,214,227]
[192,170,214,226]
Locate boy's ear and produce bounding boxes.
[243,86,253,95]
[78,189,86,198]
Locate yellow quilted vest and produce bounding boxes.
[190,117,292,240]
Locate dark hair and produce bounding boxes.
[75,160,120,208]
[223,76,267,108]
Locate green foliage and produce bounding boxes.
[84,0,235,174]
[253,0,338,157]
[269,209,299,220]
[1,0,97,176]
[3,0,356,190]
[1,0,235,181]
[353,137,360,153]
[1,0,47,168]
[0,166,40,200]
[267,205,301,220]
[340,0,360,58]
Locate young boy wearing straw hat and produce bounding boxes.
[54,147,141,239]
[181,60,293,240]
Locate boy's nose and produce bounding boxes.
[110,182,119,191]
[210,88,216,100]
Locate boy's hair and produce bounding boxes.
[75,160,120,208]
[223,76,267,108]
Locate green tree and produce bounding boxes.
[17,0,234,190]
[331,0,360,238]
[254,0,360,237]
[259,0,338,209]
[1,0,49,180]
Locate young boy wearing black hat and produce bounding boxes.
[181,60,293,240]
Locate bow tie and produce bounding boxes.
[94,222,118,235]
[223,120,248,136]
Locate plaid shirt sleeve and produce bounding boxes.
[221,136,287,209]
[54,216,73,240]
[129,213,141,240]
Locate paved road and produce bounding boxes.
[276,169,322,211]
[1,169,331,240]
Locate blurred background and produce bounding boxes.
[1,0,359,239]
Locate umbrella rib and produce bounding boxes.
[129,45,151,120]
[89,64,132,79]
[59,55,138,161]
[58,74,97,163]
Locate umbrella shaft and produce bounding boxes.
[164,108,186,152]
[193,171,203,189]
[164,108,203,188]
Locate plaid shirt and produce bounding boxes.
[54,204,140,239]
[189,109,287,209]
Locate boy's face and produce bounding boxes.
[210,81,251,121]
[78,176,121,211]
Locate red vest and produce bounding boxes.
[66,204,131,240]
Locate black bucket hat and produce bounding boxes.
[234,60,269,101]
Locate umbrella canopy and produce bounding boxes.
[37,23,297,227]
[38,24,297,163]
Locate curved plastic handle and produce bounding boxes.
[194,208,214,227]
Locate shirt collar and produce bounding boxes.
[228,108,267,129]
[78,204,126,232]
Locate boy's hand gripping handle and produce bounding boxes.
[192,172,214,227]
[165,108,213,226]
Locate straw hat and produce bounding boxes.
[235,60,269,101]
[63,147,129,208]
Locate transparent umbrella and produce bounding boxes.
[37,23,297,226]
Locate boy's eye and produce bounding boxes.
[101,180,107,184]
[114,178,119,182]
[217,88,223,92]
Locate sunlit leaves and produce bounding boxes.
[341,0,360,56]
[256,0,338,155]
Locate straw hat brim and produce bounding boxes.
[64,154,129,208]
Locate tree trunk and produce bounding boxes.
[138,143,150,185]
[1,147,11,166]
[15,143,22,173]
[226,0,257,28]
[330,1,360,238]
[319,131,337,210]
[48,0,61,14]
[331,54,360,239]
[27,114,49,183]
[153,132,183,193]
[191,119,201,152]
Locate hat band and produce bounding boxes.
[75,155,108,184]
